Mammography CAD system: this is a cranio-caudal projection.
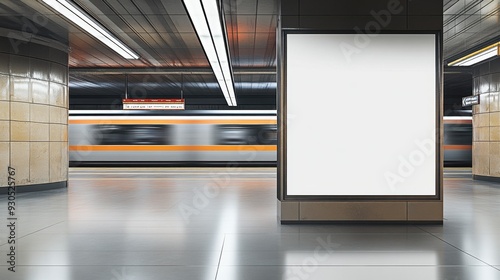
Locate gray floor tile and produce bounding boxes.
[0,250,221,265]
[222,232,456,251]
[219,250,486,266]
[429,233,500,265]
[0,233,225,251]
[0,265,217,280]
[0,167,499,279]
[215,265,500,280]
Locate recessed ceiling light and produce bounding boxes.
[448,43,499,66]
[42,0,139,60]
[183,0,237,106]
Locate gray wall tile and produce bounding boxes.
[408,16,443,30]
[281,0,299,15]
[299,0,407,16]
[281,16,300,28]
[409,0,443,16]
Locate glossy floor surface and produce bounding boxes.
[0,167,500,279]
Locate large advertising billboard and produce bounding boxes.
[285,33,439,197]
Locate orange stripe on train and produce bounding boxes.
[443,145,472,150]
[69,145,277,152]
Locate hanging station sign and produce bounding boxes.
[462,95,480,107]
[122,99,185,110]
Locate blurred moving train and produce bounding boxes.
[443,116,472,167]
[69,110,278,166]
[69,111,472,167]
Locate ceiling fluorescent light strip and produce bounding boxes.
[201,0,236,106]
[183,0,237,106]
[448,43,499,66]
[42,0,139,60]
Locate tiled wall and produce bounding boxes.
[0,35,68,189]
[472,59,500,177]
[281,0,443,30]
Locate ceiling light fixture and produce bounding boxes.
[448,43,499,66]
[182,0,237,106]
[42,0,139,60]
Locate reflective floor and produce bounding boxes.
[0,167,500,279]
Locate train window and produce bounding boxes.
[443,124,472,145]
[93,125,171,145]
[217,125,255,145]
[257,125,277,145]
[217,125,278,145]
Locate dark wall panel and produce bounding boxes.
[298,0,408,16]
[408,0,443,16]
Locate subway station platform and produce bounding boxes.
[0,167,499,279]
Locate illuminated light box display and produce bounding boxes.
[284,33,439,197]
[123,99,185,110]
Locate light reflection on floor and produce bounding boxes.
[0,167,499,279]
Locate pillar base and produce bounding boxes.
[0,181,67,194]
[279,200,443,223]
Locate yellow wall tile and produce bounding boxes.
[473,142,490,175]
[63,85,68,108]
[489,92,500,112]
[479,127,490,141]
[490,142,500,156]
[49,105,60,124]
[491,112,500,127]
[490,144,500,176]
[30,142,49,184]
[490,127,500,142]
[490,156,500,176]
[49,106,67,124]
[0,74,9,101]
[10,142,30,185]
[30,104,50,123]
[49,142,62,182]
[10,101,30,121]
[49,82,64,107]
[472,154,478,174]
[0,142,9,187]
[0,101,9,120]
[477,156,490,175]
[61,141,68,181]
[476,142,490,156]
[61,107,68,124]
[31,79,49,104]
[479,114,490,127]
[49,123,62,141]
[30,123,49,141]
[62,124,68,141]
[479,93,490,113]
[0,120,9,141]
[11,121,29,141]
[473,104,479,115]
[10,77,30,102]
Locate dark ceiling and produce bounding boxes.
[1,0,497,111]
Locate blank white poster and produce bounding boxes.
[286,33,437,196]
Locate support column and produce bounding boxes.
[0,30,68,193]
[472,60,500,181]
[277,0,444,223]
